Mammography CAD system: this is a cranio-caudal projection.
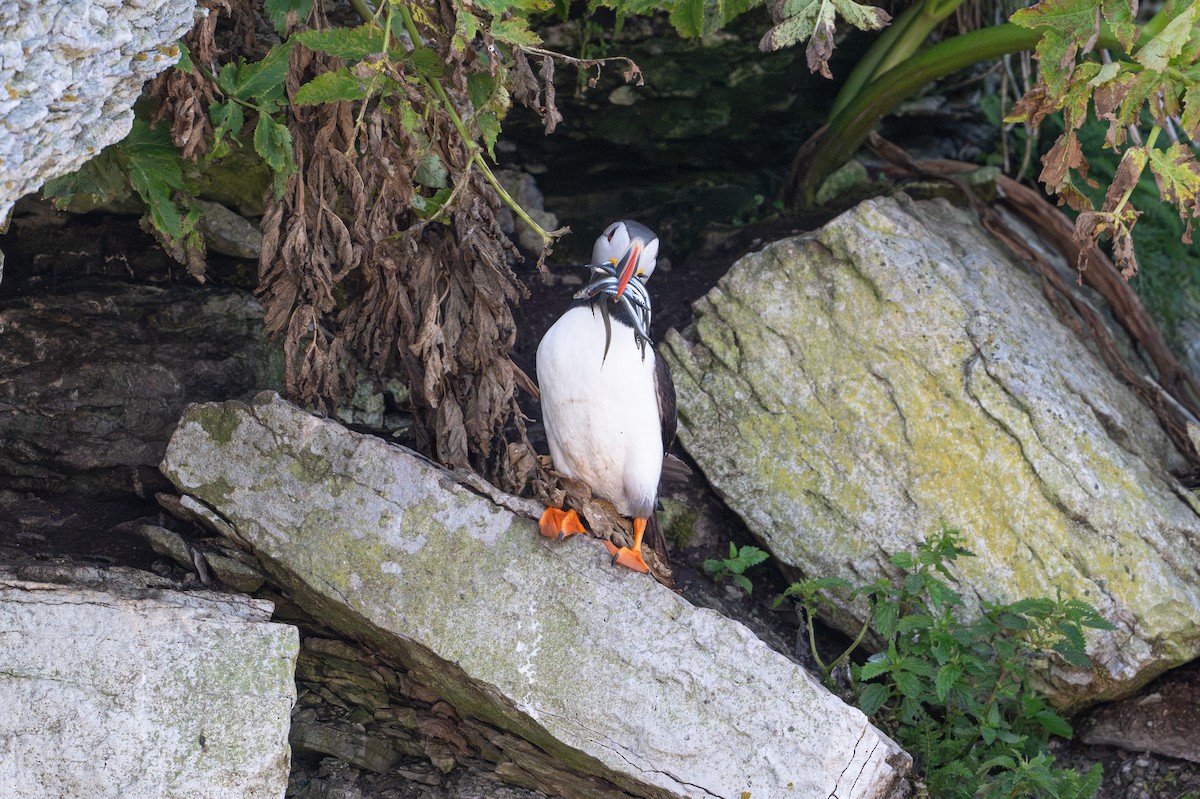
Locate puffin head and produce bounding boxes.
[591,220,660,301]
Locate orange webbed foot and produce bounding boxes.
[602,540,650,573]
[539,507,586,540]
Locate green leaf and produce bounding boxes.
[1135,2,1200,73]
[294,24,386,61]
[491,17,542,46]
[733,573,754,593]
[295,68,372,105]
[1011,0,1099,39]
[210,100,245,143]
[234,43,294,104]
[892,668,923,699]
[858,683,891,717]
[1148,143,1200,236]
[934,663,961,702]
[858,658,892,680]
[264,0,314,35]
[1036,709,1074,738]
[253,115,296,198]
[1101,0,1138,51]
[42,147,129,210]
[734,545,770,568]
[120,119,186,240]
[669,0,707,37]
[218,63,239,95]
[477,111,502,160]
[176,40,194,73]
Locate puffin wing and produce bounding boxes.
[655,352,692,483]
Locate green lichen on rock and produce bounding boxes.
[662,195,1200,709]
[161,393,911,799]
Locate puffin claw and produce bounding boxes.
[602,540,649,573]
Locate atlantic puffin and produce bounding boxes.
[536,220,680,573]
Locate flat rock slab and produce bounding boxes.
[162,392,911,799]
[0,571,298,798]
[661,195,1200,708]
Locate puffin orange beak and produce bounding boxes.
[614,241,642,301]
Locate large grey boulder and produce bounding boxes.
[162,392,911,799]
[0,0,196,221]
[661,195,1200,709]
[0,567,297,798]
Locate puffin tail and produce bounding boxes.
[645,512,670,566]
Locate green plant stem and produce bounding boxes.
[1111,125,1160,218]
[826,609,877,677]
[829,0,968,119]
[391,3,555,246]
[806,610,829,674]
[789,23,1124,209]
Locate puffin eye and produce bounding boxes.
[606,225,618,241]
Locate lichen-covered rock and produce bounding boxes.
[0,0,196,221]
[661,195,1200,709]
[162,392,911,799]
[0,568,297,798]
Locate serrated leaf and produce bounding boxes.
[1147,143,1200,239]
[295,68,372,105]
[1036,30,1079,100]
[176,40,194,73]
[1087,59,1122,87]
[491,17,542,46]
[1036,709,1074,738]
[1135,2,1199,72]
[218,63,239,95]
[120,119,186,240]
[892,668,923,700]
[858,659,892,680]
[1011,0,1099,42]
[934,663,961,702]
[264,0,314,35]
[873,600,898,636]
[210,100,245,143]
[41,147,129,210]
[832,0,889,31]
[733,573,754,593]
[294,24,386,61]
[253,115,296,198]
[1039,129,1087,194]
[670,0,705,36]
[1101,0,1138,50]
[234,43,294,103]
[858,683,891,717]
[735,545,770,568]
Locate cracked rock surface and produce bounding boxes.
[162,392,911,799]
[660,195,1200,709]
[0,566,298,798]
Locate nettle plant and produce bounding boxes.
[781,527,1114,799]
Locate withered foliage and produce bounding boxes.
[252,2,543,489]
[147,0,263,164]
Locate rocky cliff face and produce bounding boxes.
[0,0,197,220]
[662,195,1200,709]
